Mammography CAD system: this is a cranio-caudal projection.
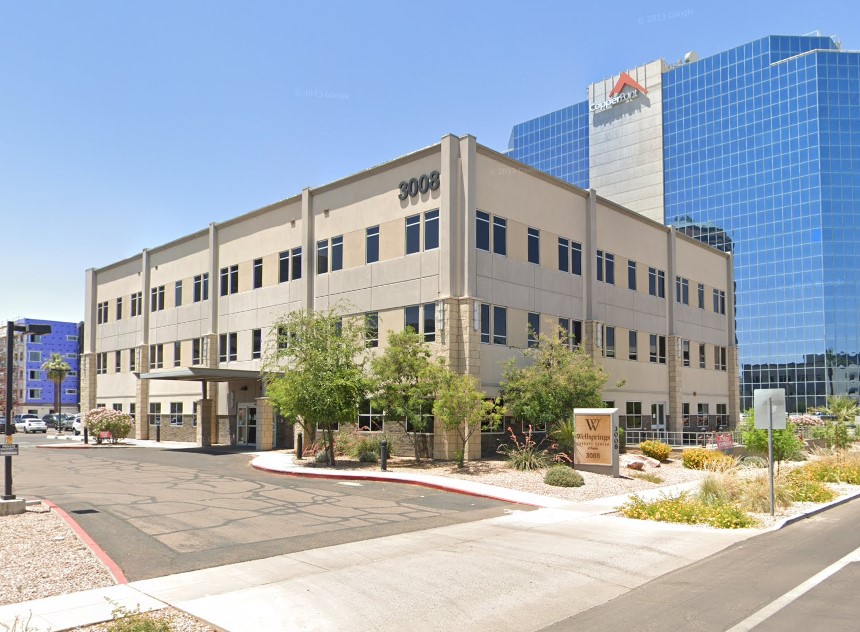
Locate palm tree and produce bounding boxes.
[823,395,859,424]
[41,353,71,431]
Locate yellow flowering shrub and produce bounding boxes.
[639,440,672,461]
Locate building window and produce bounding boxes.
[115,351,121,373]
[697,403,710,427]
[175,280,183,307]
[716,403,728,428]
[174,341,181,367]
[658,335,666,364]
[605,253,615,284]
[219,333,237,362]
[527,228,540,264]
[253,259,263,289]
[151,344,164,369]
[252,329,262,359]
[558,238,569,272]
[699,343,706,369]
[658,271,665,298]
[317,239,329,274]
[698,283,705,309]
[170,402,184,426]
[476,210,490,251]
[116,298,123,320]
[572,320,582,348]
[424,210,439,250]
[365,313,379,348]
[715,346,727,371]
[626,402,643,429]
[28,388,41,399]
[291,247,302,280]
[713,289,726,315]
[493,306,507,345]
[193,274,209,302]
[67,334,79,342]
[721,346,727,371]
[683,340,690,367]
[493,216,507,256]
[596,250,603,282]
[192,339,201,365]
[480,303,490,344]
[405,305,420,335]
[628,261,637,291]
[605,326,615,358]
[220,265,238,295]
[66,389,77,396]
[676,277,689,305]
[129,348,136,372]
[28,350,42,362]
[683,402,691,428]
[629,330,637,361]
[331,235,343,271]
[571,242,582,275]
[527,312,540,348]
[149,402,161,426]
[366,226,379,264]
[279,251,290,283]
[405,214,421,255]
[423,303,436,342]
[97,301,108,324]
[650,334,657,363]
[358,399,384,432]
[130,291,142,316]
[96,352,106,375]
[151,285,165,311]
[559,318,570,346]
[28,370,39,380]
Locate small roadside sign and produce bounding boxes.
[0,444,19,456]
[716,433,734,450]
[754,389,786,430]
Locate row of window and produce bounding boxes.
[26,387,77,399]
[25,351,76,363]
[623,402,729,429]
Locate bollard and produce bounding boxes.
[83,427,88,445]
[156,423,161,443]
[296,432,303,460]
[380,440,388,471]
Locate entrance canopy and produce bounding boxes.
[137,368,261,383]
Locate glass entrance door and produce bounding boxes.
[651,403,666,430]
[237,404,258,446]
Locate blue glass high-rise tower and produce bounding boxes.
[509,34,860,412]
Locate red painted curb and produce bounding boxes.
[42,499,128,584]
[250,463,544,508]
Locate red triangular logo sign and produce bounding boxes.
[609,72,647,97]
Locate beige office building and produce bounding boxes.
[82,134,738,459]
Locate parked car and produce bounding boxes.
[42,414,59,429]
[15,417,48,433]
[72,415,83,436]
[0,419,16,434]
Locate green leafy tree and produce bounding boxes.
[740,410,804,473]
[42,353,71,430]
[262,307,367,467]
[430,362,503,468]
[369,328,434,461]
[816,395,858,450]
[500,329,607,434]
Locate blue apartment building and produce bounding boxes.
[508,34,860,413]
[19,319,81,415]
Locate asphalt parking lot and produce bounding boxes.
[11,435,531,580]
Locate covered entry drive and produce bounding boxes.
[137,367,292,450]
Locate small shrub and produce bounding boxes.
[497,426,552,471]
[358,451,378,463]
[738,456,768,469]
[314,450,330,465]
[85,408,133,443]
[798,450,860,485]
[639,440,672,462]
[736,472,793,513]
[544,465,584,487]
[784,469,837,503]
[683,447,735,471]
[104,602,171,632]
[698,473,735,507]
[620,493,758,529]
[630,471,663,484]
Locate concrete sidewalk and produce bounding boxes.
[2,452,856,631]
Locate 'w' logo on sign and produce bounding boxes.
[586,418,601,431]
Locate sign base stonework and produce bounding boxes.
[573,408,620,478]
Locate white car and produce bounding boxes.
[72,415,83,436]
[15,415,47,433]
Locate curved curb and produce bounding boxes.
[250,462,549,508]
[42,499,128,584]
[37,444,130,450]
[774,489,860,530]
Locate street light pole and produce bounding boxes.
[3,321,52,501]
[3,321,15,500]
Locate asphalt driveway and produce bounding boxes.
[12,437,531,580]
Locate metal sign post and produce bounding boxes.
[754,388,786,517]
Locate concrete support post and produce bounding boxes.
[584,320,602,363]
[79,353,97,413]
[196,398,214,446]
[135,345,150,440]
[256,397,274,451]
[203,333,220,444]
[667,335,683,432]
[728,346,741,426]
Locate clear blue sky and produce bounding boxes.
[1,0,857,324]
